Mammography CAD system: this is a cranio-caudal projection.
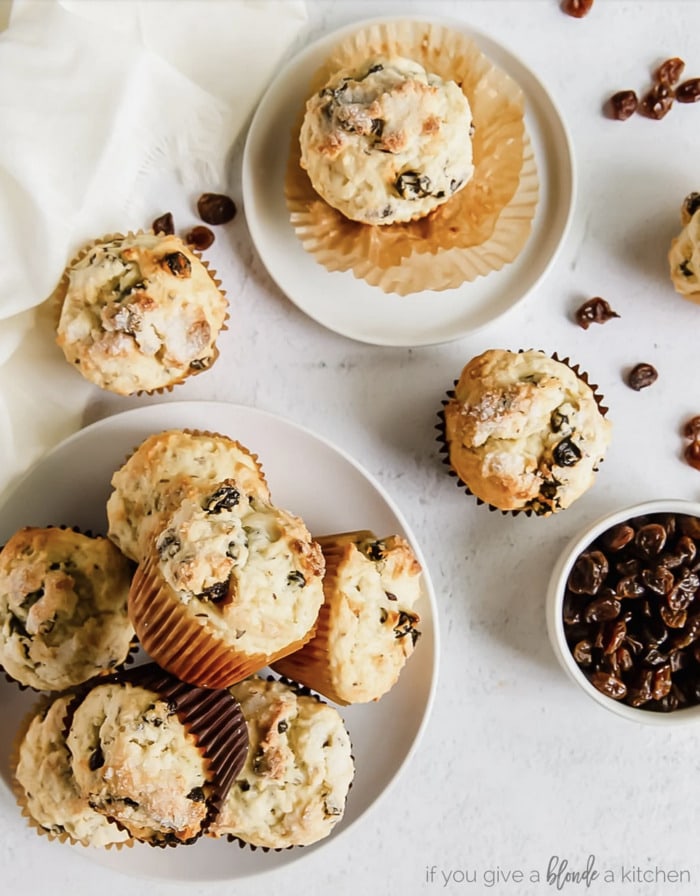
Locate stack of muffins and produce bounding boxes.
[2,427,425,852]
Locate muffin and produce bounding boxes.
[273,531,422,704]
[299,55,474,225]
[0,527,135,691]
[65,665,249,846]
[209,675,354,848]
[441,349,611,515]
[13,693,130,847]
[128,480,325,688]
[106,429,270,563]
[669,192,700,301]
[55,232,228,395]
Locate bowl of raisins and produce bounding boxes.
[546,500,700,723]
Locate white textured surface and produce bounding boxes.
[3,1,700,894]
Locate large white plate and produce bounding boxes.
[242,15,575,347]
[0,402,438,881]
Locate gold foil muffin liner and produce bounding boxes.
[285,19,539,295]
[128,551,317,690]
[11,693,133,849]
[50,230,229,396]
[435,352,609,517]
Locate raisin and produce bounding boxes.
[584,594,621,623]
[589,671,626,700]
[204,485,240,513]
[187,787,206,802]
[627,362,658,391]
[676,78,700,103]
[574,296,620,328]
[185,225,215,251]
[196,581,230,604]
[152,212,174,235]
[197,192,237,225]
[394,610,421,646]
[162,251,192,277]
[655,57,685,87]
[605,90,638,121]
[635,523,667,556]
[639,83,674,119]
[286,570,306,587]
[683,415,700,439]
[683,193,700,220]
[568,551,609,595]
[395,171,432,199]
[89,745,105,771]
[684,441,700,471]
[553,437,582,467]
[600,524,634,552]
[561,0,593,17]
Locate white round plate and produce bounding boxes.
[0,402,438,881]
[242,15,575,347]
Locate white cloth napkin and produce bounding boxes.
[0,0,307,496]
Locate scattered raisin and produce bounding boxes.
[655,57,685,87]
[683,415,700,440]
[575,296,620,328]
[627,362,658,391]
[684,441,700,471]
[185,225,215,251]
[561,0,594,17]
[639,83,674,119]
[605,90,638,121]
[152,212,175,235]
[676,78,700,103]
[197,192,237,225]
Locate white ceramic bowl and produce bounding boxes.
[546,499,700,725]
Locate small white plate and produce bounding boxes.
[242,15,575,347]
[0,401,438,881]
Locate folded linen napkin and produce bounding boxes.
[0,0,307,496]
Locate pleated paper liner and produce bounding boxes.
[435,351,610,517]
[128,551,317,690]
[50,229,229,396]
[209,673,354,852]
[0,524,137,693]
[273,530,421,705]
[11,692,133,848]
[106,427,271,563]
[62,662,250,848]
[285,19,538,295]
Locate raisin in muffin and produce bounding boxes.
[55,232,227,395]
[13,694,130,847]
[299,56,474,225]
[209,676,354,848]
[442,349,611,515]
[274,531,422,704]
[106,429,270,563]
[65,667,248,846]
[128,480,325,688]
[669,192,700,301]
[0,527,135,691]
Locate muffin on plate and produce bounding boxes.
[0,527,135,691]
[128,480,325,688]
[55,232,228,395]
[106,429,270,563]
[441,349,611,515]
[65,664,249,846]
[13,693,130,847]
[273,530,422,704]
[299,55,474,225]
[209,675,354,849]
[669,192,700,301]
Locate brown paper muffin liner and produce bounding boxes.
[11,692,133,849]
[0,524,137,693]
[128,553,316,690]
[50,230,229,396]
[435,351,609,517]
[285,19,538,295]
[214,673,354,853]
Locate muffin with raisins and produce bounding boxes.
[65,664,248,846]
[0,527,134,691]
[299,56,474,225]
[669,192,700,301]
[128,480,325,689]
[208,675,354,848]
[106,429,270,563]
[273,530,423,704]
[440,349,611,515]
[13,693,130,847]
[54,232,227,395]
